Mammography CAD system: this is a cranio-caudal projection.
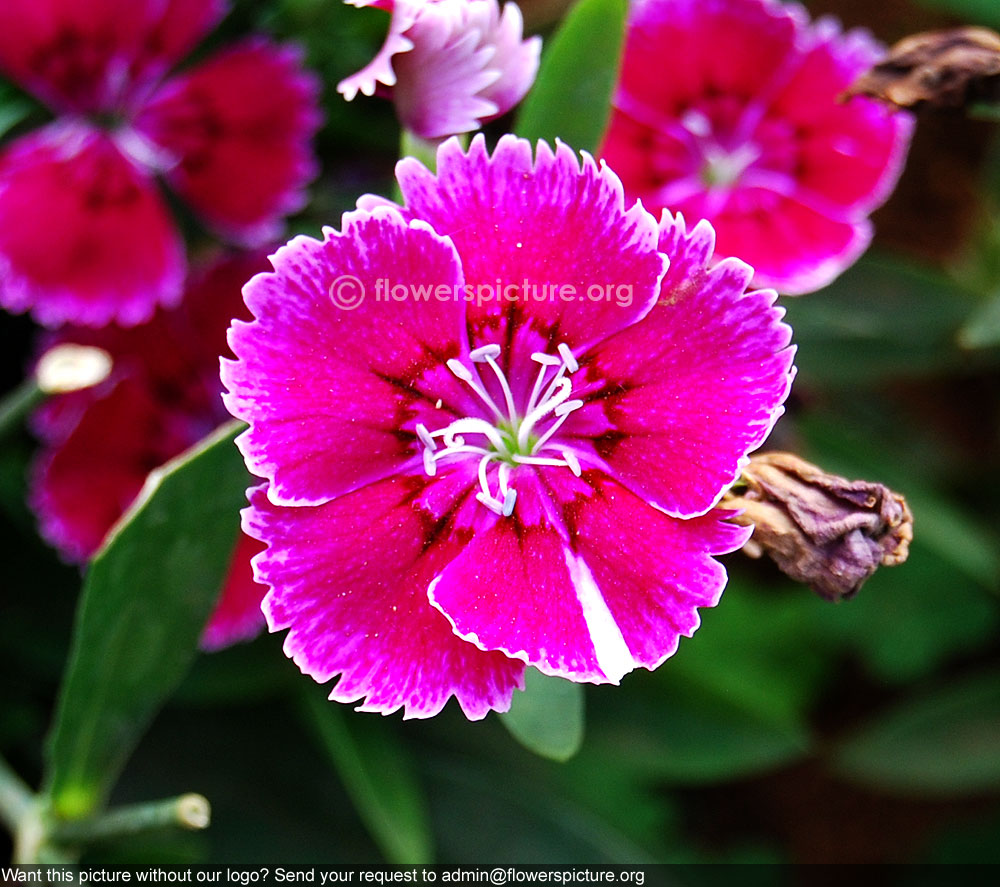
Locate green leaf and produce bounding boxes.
[515,0,628,154]
[424,752,660,863]
[959,289,1000,349]
[834,669,1000,796]
[799,415,1000,683]
[916,0,1000,29]
[585,689,811,785]
[664,578,831,730]
[501,668,585,762]
[801,415,1000,594]
[43,422,250,819]
[0,81,33,140]
[300,690,434,864]
[781,254,981,388]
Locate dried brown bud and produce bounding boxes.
[843,26,1000,111]
[725,452,913,601]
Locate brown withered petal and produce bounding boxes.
[724,452,913,601]
[843,26,1000,111]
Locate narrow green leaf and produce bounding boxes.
[916,0,1000,29]
[300,690,434,864]
[501,669,584,762]
[834,669,1000,796]
[515,0,628,154]
[781,254,981,387]
[0,81,33,140]
[590,698,810,784]
[43,422,250,819]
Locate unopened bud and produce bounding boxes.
[725,452,913,601]
[35,344,112,394]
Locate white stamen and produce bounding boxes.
[469,344,502,361]
[478,452,497,500]
[481,351,518,424]
[532,400,583,452]
[447,356,505,421]
[497,462,512,498]
[422,446,437,476]
[557,342,579,373]
[417,344,587,518]
[559,448,582,477]
[512,454,577,468]
[517,378,573,450]
[446,358,474,382]
[554,398,584,417]
[531,352,562,366]
[444,417,509,454]
[475,491,508,515]
[415,423,437,451]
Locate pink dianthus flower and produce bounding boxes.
[338,0,541,139]
[31,252,269,652]
[0,0,321,327]
[222,135,795,719]
[600,0,914,294]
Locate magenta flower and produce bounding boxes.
[600,0,914,295]
[0,0,321,328]
[338,0,541,139]
[31,252,269,651]
[222,135,795,719]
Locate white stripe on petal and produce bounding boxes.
[564,550,636,684]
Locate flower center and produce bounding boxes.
[416,343,585,517]
[700,143,759,188]
[680,109,760,189]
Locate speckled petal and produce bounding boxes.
[428,467,749,682]
[394,134,665,354]
[222,209,469,506]
[569,212,794,516]
[247,481,525,719]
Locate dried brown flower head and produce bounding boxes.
[725,452,913,601]
[843,26,1000,111]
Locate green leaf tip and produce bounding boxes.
[501,669,585,762]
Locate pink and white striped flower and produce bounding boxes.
[223,135,795,719]
[339,0,541,139]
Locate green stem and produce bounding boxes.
[399,129,445,172]
[0,754,33,835]
[394,130,472,201]
[48,794,210,847]
[0,378,43,441]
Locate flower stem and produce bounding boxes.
[400,130,444,173]
[48,794,211,846]
[0,378,43,441]
[0,344,112,441]
[0,753,33,835]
